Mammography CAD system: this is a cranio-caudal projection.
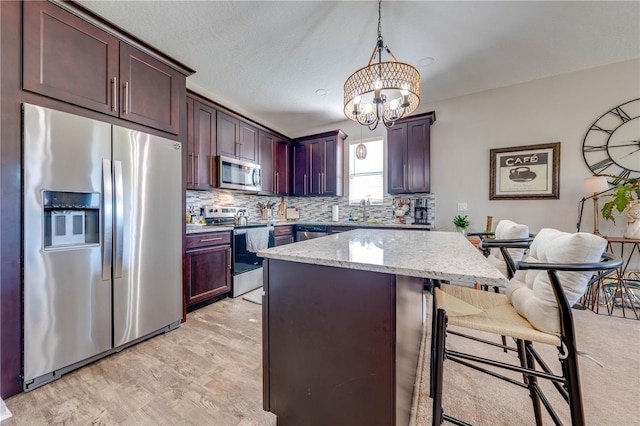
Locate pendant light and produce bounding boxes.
[343,0,421,131]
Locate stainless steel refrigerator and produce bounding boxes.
[22,103,182,391]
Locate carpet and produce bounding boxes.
[242,287,263,305]
[412,293,640,425]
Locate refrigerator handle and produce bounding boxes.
[114,160,124,278]
[102,159,113,281]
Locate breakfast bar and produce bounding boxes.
[258,229,507,426]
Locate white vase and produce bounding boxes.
[623,201,640,240]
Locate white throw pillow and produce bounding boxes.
[488,220,530,280]
[506,229,607,334]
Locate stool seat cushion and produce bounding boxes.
[490,220,530,264]
[505,229,607,334]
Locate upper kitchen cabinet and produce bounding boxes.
[22,0,192,135]
[387,112,436,194]
[259,130,290,196]
[217,111,258,162]
[292,130,346,197]
[186,94,217,189]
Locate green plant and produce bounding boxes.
[601,177,640,224]
[452,215,470,229]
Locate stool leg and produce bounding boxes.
[431,309,447,426]
[430,287,438,398]
[517,339,543,426]
[493,285,508,352]
[561,344,585,426]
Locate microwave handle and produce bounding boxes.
[253,168,261,187]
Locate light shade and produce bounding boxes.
[583,176,609,195]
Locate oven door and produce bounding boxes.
[232,226,274,297]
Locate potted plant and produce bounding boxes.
[601,177,640,239]
[452,215,470,235]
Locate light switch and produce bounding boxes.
[457,202,468,212]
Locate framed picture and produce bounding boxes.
[490,142,560,200]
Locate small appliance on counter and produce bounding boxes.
[414,197,429,225]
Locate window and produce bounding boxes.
[348,138,384,204]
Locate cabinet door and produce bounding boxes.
[308,139,323,195]
[186,97,195,187]
[406,119,431,193]
[23,1,119,116]
[259,131,276,194]
[292,142,308,196]
[217,111,239,158]
[186,245,231,305]
[119,43,183,134]
[387,124,408,194]
[239,121,258,162]
[193,101,217,189]
[274,235,294,247]
[274,141,290,196]
[322,136,342,196]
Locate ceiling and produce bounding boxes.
[76,1,640,138]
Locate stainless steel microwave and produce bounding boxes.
[218,155,262,192]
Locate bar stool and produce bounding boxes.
[430,229,622,425]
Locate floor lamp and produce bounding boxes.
[583,176,609,236]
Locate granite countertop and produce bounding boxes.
[186,225,234,234]
[186,220,430,234]
[258,228,506,287]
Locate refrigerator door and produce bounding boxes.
[23,104,113,384]
[112,126,182,347]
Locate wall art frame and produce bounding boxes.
[489,142,560,200]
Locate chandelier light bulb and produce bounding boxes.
[389,99,399,110]
[364,103,373,114]
[354,96,362,104]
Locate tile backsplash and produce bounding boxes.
[187,190,436,228]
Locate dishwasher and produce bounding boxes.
[295,224,329,241]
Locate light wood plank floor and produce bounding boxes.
[4,297,277,426]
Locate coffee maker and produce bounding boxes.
[414,197,429,225]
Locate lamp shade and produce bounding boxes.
[583,176,609,195]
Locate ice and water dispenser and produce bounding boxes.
[43,190,100,249]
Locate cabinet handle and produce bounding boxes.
[200,237,223,242]
[188,153,194,185]
[112,77,117,112]
[403,164,407,189]
[275,172,279,193]
[195,154,200,186]
[210,156,214,186]
[304,174,308,195]
[322,172,326,194]
[123,81,129,114]
[318,173,321,194]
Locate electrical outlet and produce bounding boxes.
[457,202,468,212]
[321,205,327,213]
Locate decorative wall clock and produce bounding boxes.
[582,98,640,185]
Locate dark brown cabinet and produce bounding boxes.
[387,112,436,194]
[185,231,232,306]
[186,95,217,189]
[217,111,258,162]
[292,130,346,197]
[273,225,294,246]
[259,130,290,196]
[23,0,186,135]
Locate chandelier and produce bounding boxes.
[344,0,420,131]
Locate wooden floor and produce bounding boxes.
[4,297,277,425]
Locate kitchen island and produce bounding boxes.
[258,229,506,426]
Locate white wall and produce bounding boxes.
[425,59,639,234]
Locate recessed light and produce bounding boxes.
[315,89,328,96]
[418,57,435,67]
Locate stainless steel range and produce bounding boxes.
[204,206,274,297]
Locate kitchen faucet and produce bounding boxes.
[360,198,370,221]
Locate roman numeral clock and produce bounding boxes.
[583,98,640,184]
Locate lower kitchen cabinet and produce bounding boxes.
[274,225,294,246]
[185,231,231,307]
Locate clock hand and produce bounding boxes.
[619,147,640,159]
[608,140,640,148]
